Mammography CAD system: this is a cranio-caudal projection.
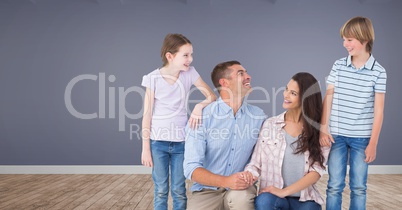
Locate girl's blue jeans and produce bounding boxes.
[151,140,187,210]
[326,135,370,210]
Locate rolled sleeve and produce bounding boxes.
[309,146,331,176]
[245,166,260,178]
[244,126,266,178]
[183,124,207,180]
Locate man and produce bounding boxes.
[184,60,266,210]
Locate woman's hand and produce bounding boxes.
[259,186,287,198]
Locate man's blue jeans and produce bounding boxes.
[326,135,369,210]
[255,192,321,210]
[151,140,187,210]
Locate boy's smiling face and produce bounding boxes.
[343,36,368,57]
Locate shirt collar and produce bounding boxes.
[275,111,287,128]
[216,97,247,116]
[346,54,376,70]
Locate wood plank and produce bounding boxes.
[4,174,87,209]
[61,174,119,209]
[121,175,152,210]
[18,174,85,209]
[132,175,153,209]
[0,174,66,208]
[84,174,134,210]
[73,174,129,210]
[109,175,143,209]
[96,174,142,209]
[0,174,400,209]
[48,174,109,209]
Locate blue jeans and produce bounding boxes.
[255,192,321,210]
[326,135,369,210]
[151,140,187,210]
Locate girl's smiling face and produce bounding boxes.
[170,43,193,71]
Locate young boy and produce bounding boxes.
[319,16,387,210]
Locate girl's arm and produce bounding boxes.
[365,92,385,163]
[319,84,335,147]
[259,171,320,197]
[188,77,217,129]
[141,87,154,167]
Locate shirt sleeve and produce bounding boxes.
[326,61,338,85]
[374,69,387,93]
[141,73,156,91]
[244,139,262,178]
[309,146,330,176]
[183,123,207,180]
[244,120,268,178]
[189,66,200,85]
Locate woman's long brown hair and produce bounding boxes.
[291,72,325,168]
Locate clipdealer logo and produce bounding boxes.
[63,72,209,140]
[63,72,323,140]
[64,73,145,140]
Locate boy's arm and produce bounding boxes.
[141,87,154,167]
[188,77,217,128]
[320,84,335,146]
[365,92,385,163]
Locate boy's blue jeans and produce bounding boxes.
[255,192,321,210]
[151,140,187,210]
[326,135,369,210]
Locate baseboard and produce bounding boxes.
[322,165,402,174]
[0,165,152,174]
[0,165,401,174]
[367,165,402,174]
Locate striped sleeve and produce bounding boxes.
[327,60,340,85]
[374,67,387,93]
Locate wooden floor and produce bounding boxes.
[0,174,401,210]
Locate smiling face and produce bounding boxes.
[170,43,193,71]
[343,36,367,57]
[224,64,252,97]
[283,79,301,111]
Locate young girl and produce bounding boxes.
[141,33,216,210]
[245,72,330,210]
[320,17,387,210]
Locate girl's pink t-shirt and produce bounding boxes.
[141,66,200,142]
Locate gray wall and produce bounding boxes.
[0,0,400,165]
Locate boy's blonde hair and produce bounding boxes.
[340,16,375,53]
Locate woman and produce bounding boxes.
[245,72,330,210]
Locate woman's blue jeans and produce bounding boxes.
[255,192,321,210]
[151,140,187,210]
[326,135,370,210]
